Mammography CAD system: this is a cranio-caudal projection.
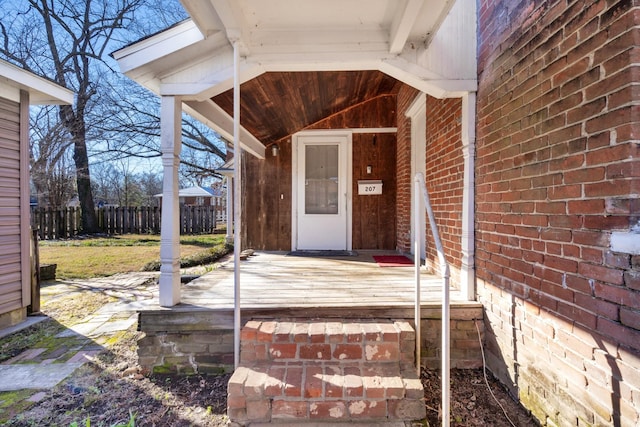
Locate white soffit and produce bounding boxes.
[0,59,73,105]
[115,0,476,154]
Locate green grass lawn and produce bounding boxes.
[39,234,231,279]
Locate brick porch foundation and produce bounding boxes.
[228,319,426,425]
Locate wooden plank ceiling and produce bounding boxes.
[212,70,400,145]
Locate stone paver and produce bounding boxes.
[0,272,159,394]
[0,363,84,391]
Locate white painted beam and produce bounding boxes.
[162,60,265,100]
[0,60,74,105]
[179,0,224,37]
[389,0,424,54]
[211,0,250,55]
[113,21,205,74]
[380,57,477,99]
[183,99,265,159]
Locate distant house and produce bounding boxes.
[154,185,223,207]
[0,59,73,327]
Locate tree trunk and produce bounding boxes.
[74,137,99,233]
[61,104,99,233]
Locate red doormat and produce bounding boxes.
[373,255,414,267]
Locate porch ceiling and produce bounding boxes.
[113,0,476,156]
[212,70,400,145]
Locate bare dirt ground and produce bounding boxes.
[2,277,537,427]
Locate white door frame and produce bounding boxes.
[291,130,353,251]
[406,93,427,259]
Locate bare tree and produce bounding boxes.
[1,0,144,232]
[96,77,228,185]
[29,105,74,207]
[1,0,224,220]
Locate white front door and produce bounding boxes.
[294,132,350,250]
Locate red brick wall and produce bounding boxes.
[396,84,419,252]
[396,86,465,283]
[425,96,463,279]
[477,1,640,425]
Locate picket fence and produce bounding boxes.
[31,205,226,240]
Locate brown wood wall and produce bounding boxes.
[0,97,23,315]
[242,95,397,251]
[352,133,396,249]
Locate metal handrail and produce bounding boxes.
[414,172,451,427]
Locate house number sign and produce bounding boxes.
[357,180,383,195]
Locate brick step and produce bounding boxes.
[228,320,426,426]
[240,319,415,370]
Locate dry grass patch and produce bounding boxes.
[39,234,229,279]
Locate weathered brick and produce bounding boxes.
[361,369,385,399]
[243,366,267,398]
[324,365,344,398]
[292,322,309,343]
[343,322,364,342]
[241,321,260,341]
[228,366,250,396]
[264,365,285,396]
[227,394,246,410]
[308,322,326,343]
[343,366,364,397]
[246,398,270,422]
[325,322,344,343]
[333,344,363,360]
[365,343,399,361]
[299,344,331,360]
[348,399,387,418]
[271,399,307,419]
[620,307,640,331]
[309,401,347,420]
[388,398,427,420]
[269,343,297,360]
[273,321,293,342]
[283,367,303,397]
[257,321,276,342]
[304,365,323,398]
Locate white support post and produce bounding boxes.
[225,176,233,244]
[415,172,451,427]
[460,92,476,301]
[232,37,242,370]
[159,95,182,307]
[413,178,421,377]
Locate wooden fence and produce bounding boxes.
[31,205,223,240]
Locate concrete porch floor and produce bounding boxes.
[144,251,469,311]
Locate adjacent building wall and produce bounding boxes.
[0,93,28,327]
[477,1,640,425]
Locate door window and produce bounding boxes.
[304,144,339,214]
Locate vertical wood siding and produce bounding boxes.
[352,133,396,249]
[242,94,398,250]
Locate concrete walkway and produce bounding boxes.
[0,273,159,394]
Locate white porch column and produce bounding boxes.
[460,92,476,301]
[226,176,233,243]
[159,95,182,307]
[231,36,243,370]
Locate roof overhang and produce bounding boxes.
[0,59,74,105]
[113,0,476,158]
